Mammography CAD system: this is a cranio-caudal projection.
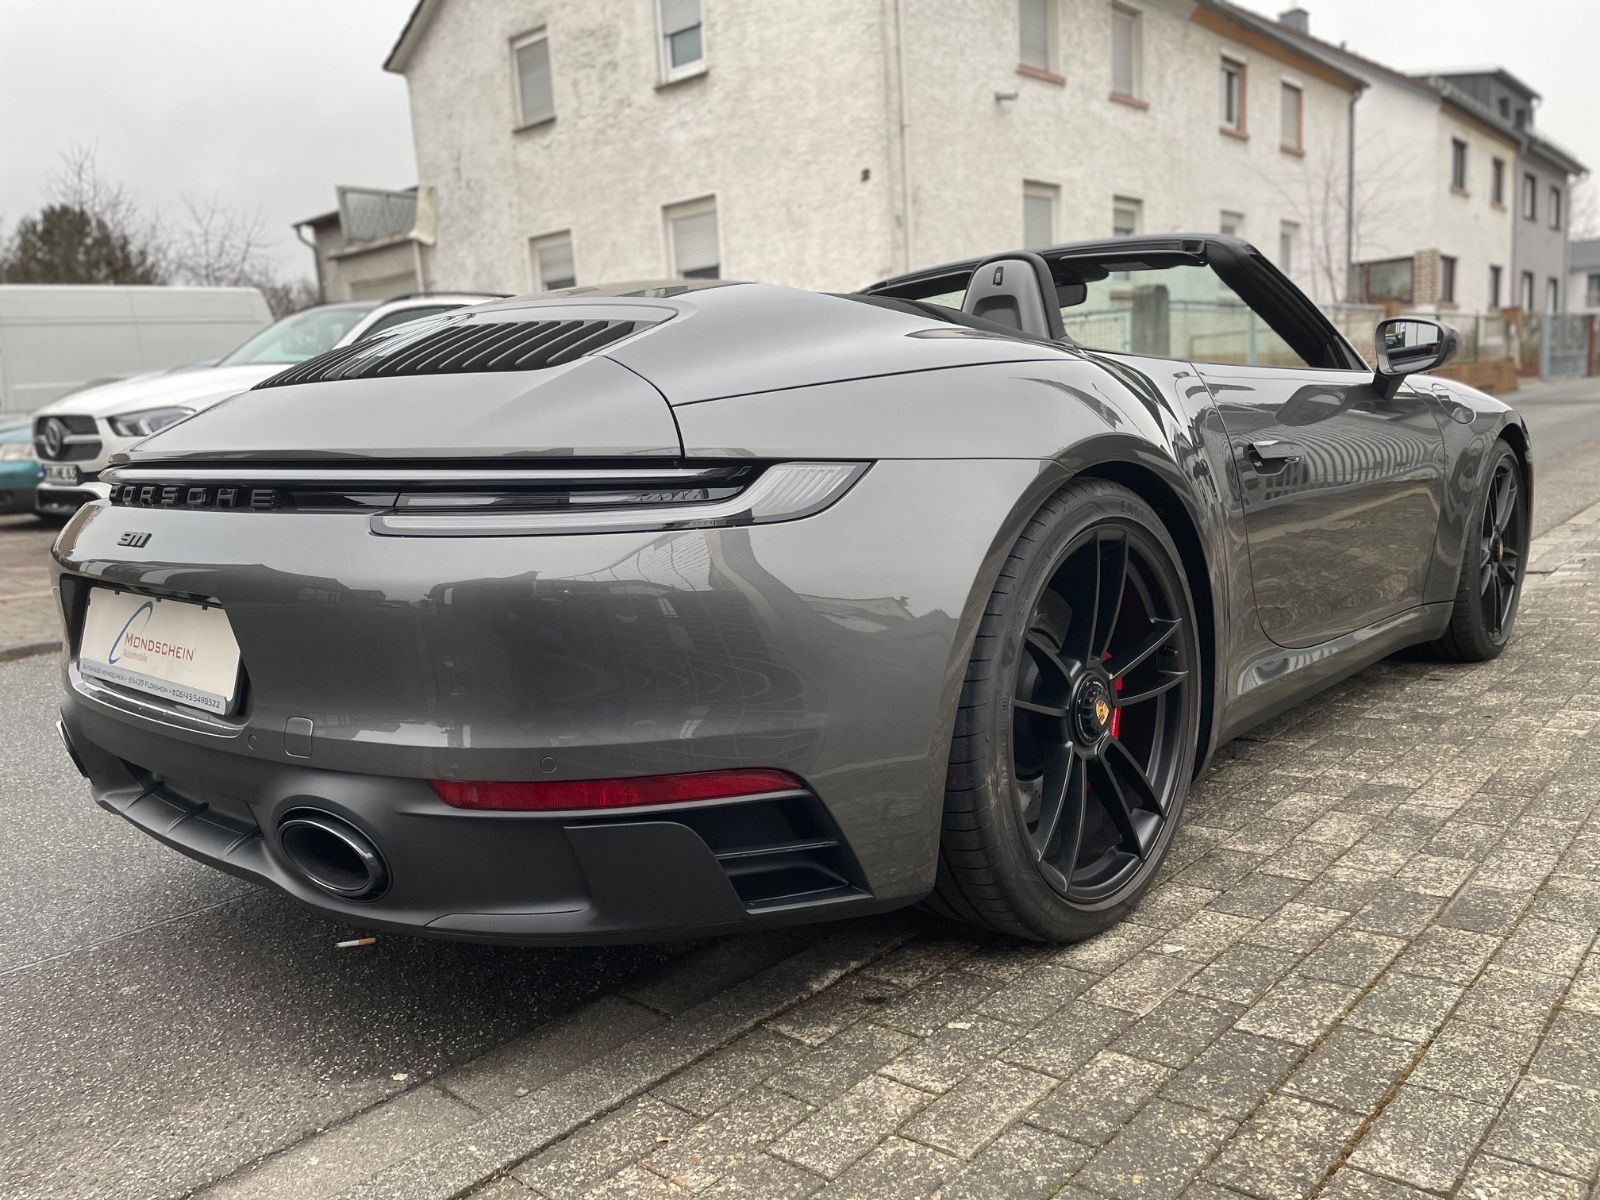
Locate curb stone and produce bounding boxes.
[194,915,919,1200]
[333,917,918,1200]
[0,638,60,663]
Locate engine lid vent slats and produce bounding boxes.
[254,318,640,389]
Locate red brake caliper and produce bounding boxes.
[1102,652,1122,738]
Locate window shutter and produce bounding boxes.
[1111,10,1135,95]
[1024,193,1054,247]
[673,210,719,275]
[1019,0,1050,69]
[516,38,553,123]
[537,236,575,289]
[660,0,700,36]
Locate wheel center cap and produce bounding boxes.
[1073,676,1114,748]
[1492,536,1504,562]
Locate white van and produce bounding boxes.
[0,285,273,416]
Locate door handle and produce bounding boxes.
[1245,439,1303,473]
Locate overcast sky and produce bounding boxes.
[0,0,418,281]
[1,0,1594,284]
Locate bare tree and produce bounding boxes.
[51,144,171,275]
[1,145,316,313]
[1571,177,1600,241]
[254,276,321,317]
[0,145,170,284]
[1259,127,1413,305]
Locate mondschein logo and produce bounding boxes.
[108,601,154,665]
[107,601,198,666]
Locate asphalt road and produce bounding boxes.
[1,373,1596,1199]
[1509,376,1600,533]
[0,646,680,1200]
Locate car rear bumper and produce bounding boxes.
[60,694,904,943]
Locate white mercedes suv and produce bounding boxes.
[32,293,498,516]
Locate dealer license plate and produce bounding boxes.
[78,590,242,714]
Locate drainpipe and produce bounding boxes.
[294,222,326,303]
[1345,90,1358,302]
[892,0,914,272]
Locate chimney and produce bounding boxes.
[1279,7,1310,33]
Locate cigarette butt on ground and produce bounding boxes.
[336,937,378,949]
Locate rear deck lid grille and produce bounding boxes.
[256,318,640,389]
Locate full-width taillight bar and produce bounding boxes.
[428,769,807,812]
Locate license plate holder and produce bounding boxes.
[78,590,242,715]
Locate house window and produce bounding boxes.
[665,196,720,279]
[1588,273,1600,308]
[1522,172,1537,220]
[1491,158,1505,206]
[1278,221,1299,274]
[1550,186,1563,230]
[1449,139,1467,191]
[1019,0,1056,73]
[1280,82,1303,152]
[511,29,554,127]
[1023,181,1058,248]
[1221,58,1246,133]
[529,231,576,291]
[658,0,704,81]
[1111,5,1142,99]
[1521,270,1535,310]
[1439,255,1457,304]
[1548,277,1560,312]
[1220,210,1244,236]
[1489,264,1502,308]
[1112,196,1142,238]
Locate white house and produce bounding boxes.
[1262,14,1586,315]
[382,0,1363,301]
[1571,238,1600,316]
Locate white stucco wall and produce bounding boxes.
[400,0,902,294]
[899,0,1358,302]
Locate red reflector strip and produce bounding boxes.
[429,768,806,812]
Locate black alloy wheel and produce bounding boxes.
[1478,454,1525,641]
[1011,524,1195,904]
[935,479,1202,942]
[1427,439,1528,662]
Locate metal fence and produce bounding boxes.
[1519,312,1593,377]
[1047,293,1586,379]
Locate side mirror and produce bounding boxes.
[1373,317,1459,399]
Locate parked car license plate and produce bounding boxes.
[42,464,80,485]
[78,590,242,714]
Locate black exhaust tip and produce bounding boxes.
[277,810,389,901]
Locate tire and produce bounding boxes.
[935,478,1203,942]
[1423,439,1528,663]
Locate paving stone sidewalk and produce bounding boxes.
[426,501,1600,1200]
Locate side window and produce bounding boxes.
[1058,262,1310,368]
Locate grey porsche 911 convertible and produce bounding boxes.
[51,235,1529,945]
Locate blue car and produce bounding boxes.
[0,418,41,515]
